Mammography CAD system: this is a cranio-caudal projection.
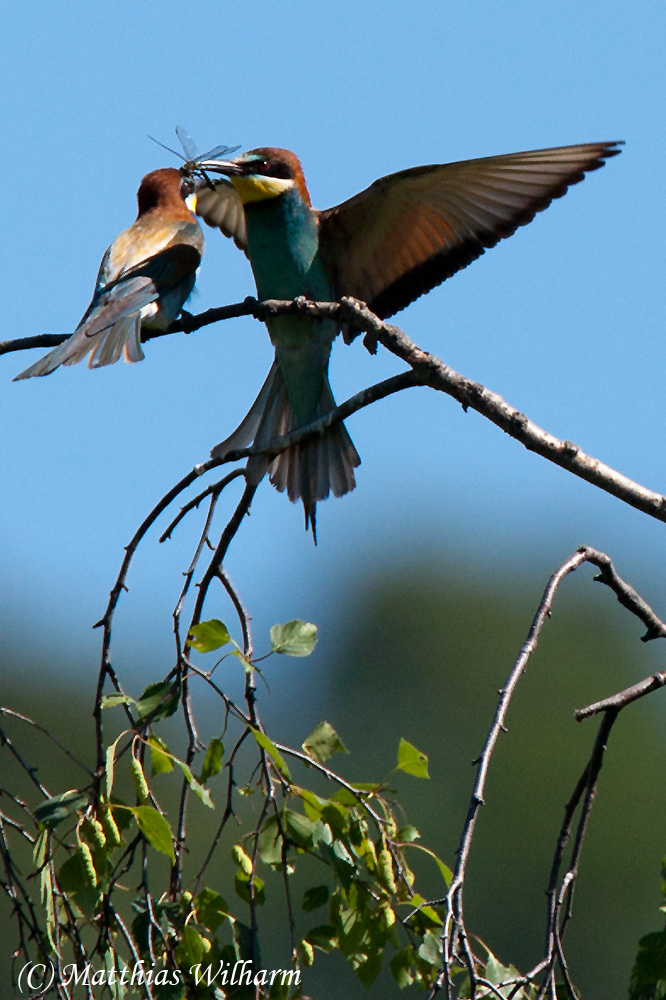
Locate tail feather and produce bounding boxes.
[123,315,144,364]
[14,315,145,380]
[327,429,355,498]
[211,360,360,536]
[211,361,280,461]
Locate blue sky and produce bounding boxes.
[2,1,665,685]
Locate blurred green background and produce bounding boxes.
[3,546,665,998]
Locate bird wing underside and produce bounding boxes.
[318,141,622,321]
[194,180,248,251]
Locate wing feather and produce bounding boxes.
[319,141,622,319]
[195,180,247,251]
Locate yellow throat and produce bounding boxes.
[231,175,294,204]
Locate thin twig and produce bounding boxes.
[192,729,251,889]
[431,550,589,999]
[575,672,666,720]
[218,568,254,660]
[114,911,156,1000]
[578,547,666,641]
[272,741,387,829]
[170,480,259,894]
[0,708,93,776]
[428,544,666,998]
[159,469,246,544]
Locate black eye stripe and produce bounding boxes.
[253,160,293,180]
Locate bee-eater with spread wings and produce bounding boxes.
[15,168,203,379]
[194,141,621,538]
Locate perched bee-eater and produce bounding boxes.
[15,168,203,379]
[194,141,621,536]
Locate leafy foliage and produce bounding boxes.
[2,619,454,998]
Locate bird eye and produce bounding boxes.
[180,178,194,198]
[257,161,271,174]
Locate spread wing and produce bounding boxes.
[319,142,622,319]
[194,179,247,251]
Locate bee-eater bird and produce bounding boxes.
[15,168,203,379]
[193,141,621,537]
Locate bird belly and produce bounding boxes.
[267,314,337,426]
[246,196,337,426]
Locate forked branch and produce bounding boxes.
[428,546,666,999]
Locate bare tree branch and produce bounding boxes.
[428,546,666,998]
[576,672,666,720]
[8,296,666,532]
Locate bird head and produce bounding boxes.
[197,148,311,206]
[137,168,199,218]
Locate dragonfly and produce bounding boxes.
[148,125,241,186]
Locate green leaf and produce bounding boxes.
[630,929,666,1000]
[302,885,329,912]
[233,649,255,674]
[232,919,255,962]
[390,946,416,988]
[320,802,349,838]
[251,729,291,779]
[270,619,318,657]
[58,852,88,893]
[101,693,135,710]
[186,776,213,809]
[147,735,174,776]
[143,740,213,808]
[355,949,383,988]
[485,951,513,982]
[40,866,57,953]
[129,805,175,861]
[484,951,527,995]
[418,929,442,966]
[396,738,430,778]
[105,735,123,801]
[34,789,88,829]
[336,900,368,957]
[401,894,444,928]
[33,829,49,868]
[311,820,333,847]
[199,737,224,784]
[405,843,452,886]
[188,619,231,652]
[302,721,349,763]
[304,924,338,953]
[397,824,420,843]
[258,815,283,865]
[176,924,205,967]
[194,888,230,932]
[103,950,129,1000]
[234,870,265,905]
[58,852,103,917]
[300,789,328,821]
[283,809,316,849]
[332,839,355,867]
[135,681,179,721]
[331,783,380,808]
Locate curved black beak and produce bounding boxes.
[196,159,245,176]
